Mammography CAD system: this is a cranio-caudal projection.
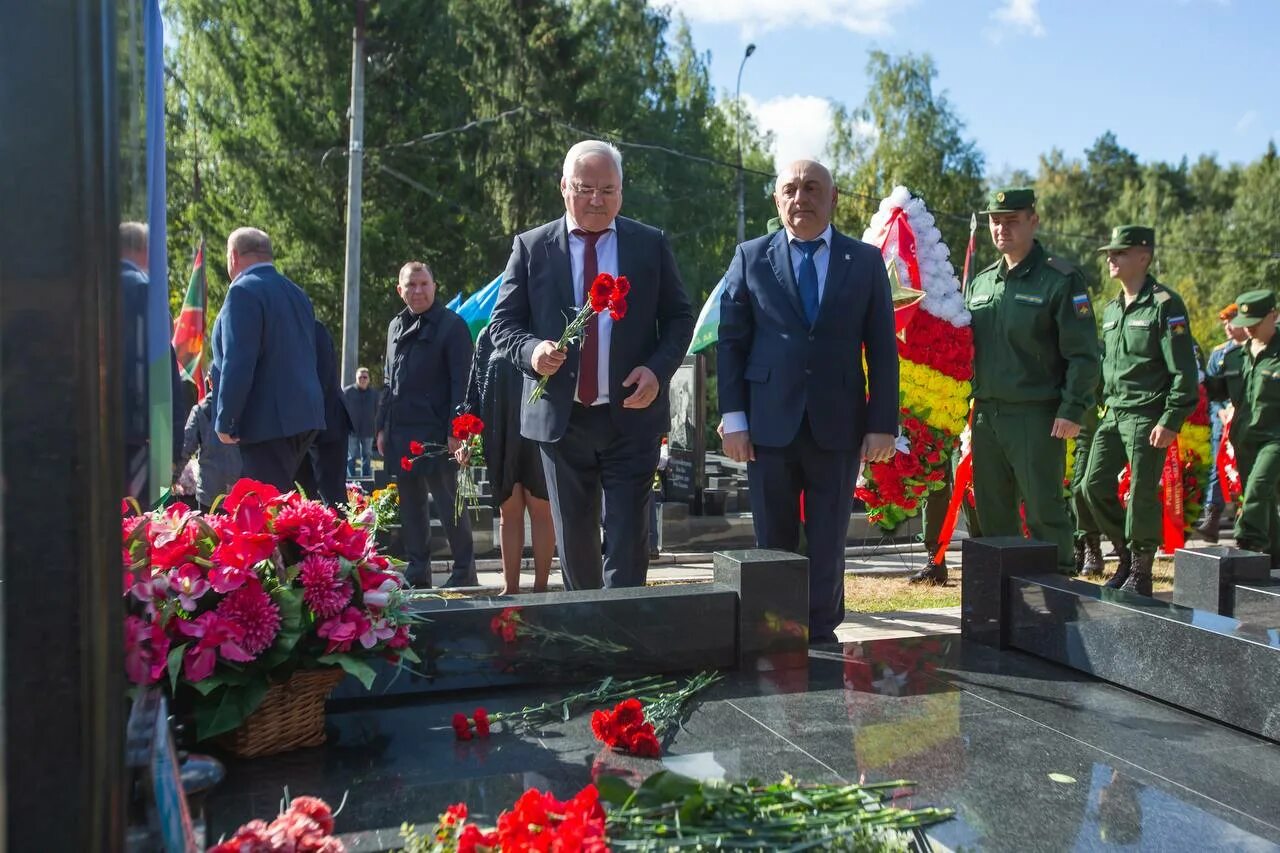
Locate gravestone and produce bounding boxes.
[666,355,706,512]
[1172,546,1271,616]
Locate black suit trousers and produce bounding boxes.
[391,428,475,582]
[539,404,659,590]
[747,416,858,639]
[240,431,318,493]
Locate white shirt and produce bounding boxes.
[566,214,618,405]
[723,224,834,435]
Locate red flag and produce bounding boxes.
[172,242,207,399]
[1217,419,1241,504]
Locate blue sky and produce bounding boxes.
[657,0,1280,176]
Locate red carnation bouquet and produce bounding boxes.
[121,479,418,741]
[398,414,487,521]
[591,697,662,757]
[528,272,629,403]
[451,412,485,521]
[210,795,344,853]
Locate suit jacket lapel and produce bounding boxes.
[545,219,575,313]
[765,230,808,328]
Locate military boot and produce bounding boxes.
[908,560,948,586]
[1119,548,1155,597]
[1104,546,1132,589]
[1081,535,1105,578]
[1195,503,1223,544]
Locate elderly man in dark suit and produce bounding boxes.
[717,160,899,644]
[489,140,695,590]
[210,227,325,491]
[376,261,476,588]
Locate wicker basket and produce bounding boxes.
[217,667,345,758]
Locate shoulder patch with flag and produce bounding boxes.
[1168,314,1188,335]
[1072,293,1092,318]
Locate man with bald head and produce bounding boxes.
[718,160,899,644]
[489,139,694,590]
[210,227,325,491]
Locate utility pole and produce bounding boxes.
[339,0,367,386]
[735,43,756,245]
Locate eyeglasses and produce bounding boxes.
[568,183,619,199]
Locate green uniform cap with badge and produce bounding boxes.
[981,187,1036,214]
[1231,290,1276,328]
[1097,224,1156,253]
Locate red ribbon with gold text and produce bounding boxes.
[1160,439,1185,554]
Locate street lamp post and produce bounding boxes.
[735,43,756,245]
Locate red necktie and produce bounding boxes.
[573,229,603,404]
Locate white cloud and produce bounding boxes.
[1235,110,1258,134]
[656,0,915,36]
[744,94,835,173]
[986,0,1045,43]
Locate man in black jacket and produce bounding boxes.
[343,367,377,477]
[377,261,476,587]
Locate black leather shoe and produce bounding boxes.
[442,571,479,588]
[908,561,948,585]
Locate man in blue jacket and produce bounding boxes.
[211,227,325,491]
[717,160,899,644]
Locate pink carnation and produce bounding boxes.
[215,580,281,657]
[299,554,352,618]
[316,607,369,654]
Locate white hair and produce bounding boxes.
[562,140,623,183]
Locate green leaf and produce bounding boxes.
[193,676,269,740]
[638,770,703,806]
[316,653,376,690]
[594,775,636,808]
[256,587,304,670]
[167,643,189,694]
[189,668,254,695]
[398,647,421,664]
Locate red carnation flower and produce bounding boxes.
[452,712,473,741]
[442,802,468,827]
[627,728,661,757]
[589,274,614,312]
[409,440,426,455]
[400,456,413,472]
[609,297,628,321]
[474,707,490,737]
[612,275,631,299]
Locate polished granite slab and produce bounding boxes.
[1173,545,1272,616]
[1236,584,1280,629]
[1008,574,1280,741]
[208,638,1280,852]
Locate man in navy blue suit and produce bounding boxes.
[211,227,325,491]
[717,160,899,644]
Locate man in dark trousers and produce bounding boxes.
[343,366,377,477]
[119,220,192,499]
[376,261,476,588]
[211,227,324,491]
[488,139,695,590]
[296,319,351,506]
[717,159,899,644]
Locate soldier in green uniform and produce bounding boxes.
[1227,290,1280,567]
[1071,399,1105,576]
[966,188,1100,574]
[1082,226,1199,595]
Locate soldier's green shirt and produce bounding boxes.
[1235,336,1280,445]
[966,241,1100,423]
[1098,277,1200,431]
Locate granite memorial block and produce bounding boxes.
[1172,546,1272,616]
[1007,574,1280,742]
[330,584,739,703]
[1234,584,1280,628]
[666,355,706,511]
[713,549,809,671]
[960,538,1058,649]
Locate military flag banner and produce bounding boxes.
[172,241,207,398]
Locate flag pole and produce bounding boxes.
[961,212,977,292]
